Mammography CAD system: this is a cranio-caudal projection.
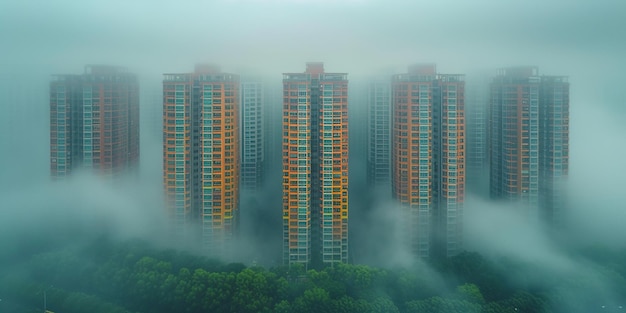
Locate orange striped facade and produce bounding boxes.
[392,64,465,258]
[163,65,239,256]
[282,63,348,266]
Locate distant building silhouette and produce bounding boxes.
[240,78,265,192]
[489,67,569,225]
[366,79,392,192]
[391,64,466,258]
[49,65,139,180]
[465,71,490,197]
[282,62,349,266]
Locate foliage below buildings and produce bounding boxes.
[1,238,625,313]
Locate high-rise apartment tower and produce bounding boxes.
[50,65,139,179]
[391,64,465,258]
[489,67,569,225]
[282,62,349,266]
[163,65,240,257]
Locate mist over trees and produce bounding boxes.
[2,234,626,313]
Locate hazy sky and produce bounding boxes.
[1,0,625,76]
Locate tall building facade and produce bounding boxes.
[538,76,569,225]
[50,65,139,179]
[163,65,240,257]
[240,78,264,192]
[263,78,284,179]
[465,71,490,196]
[282,63,349,266]
[489,67,569,225]
[391,64,465,258]
[366,79,392,189]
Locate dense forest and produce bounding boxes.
[1,235,626,313]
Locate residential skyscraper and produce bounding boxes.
[282,62,349,266]
[240,78,264,192]
[489,67,569,225]
[391,64,465,258]
[50,65,139,179]
[367,79,392,190]
[163,65,240,257]
[538,76,569,225]
[489,67,539,208]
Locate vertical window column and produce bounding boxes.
[202,84,214,244]
[174,84,187,225]
[321,85,334,261]
[56,86,67,176]
[528,84,539,207]
[83,86,93,168]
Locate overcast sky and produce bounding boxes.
[1,0,625,76]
